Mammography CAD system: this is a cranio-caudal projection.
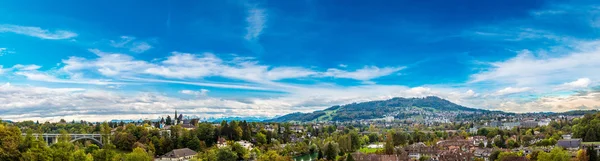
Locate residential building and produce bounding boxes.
[159,148,197,161]
[557,139,581,150]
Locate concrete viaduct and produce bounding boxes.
[22,133,103,147]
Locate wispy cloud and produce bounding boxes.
[0,48,10,56]
[470,43,600,87]
[180,89,209,97]
[555,78,592,90]
[492,87,532,96]
[109,36,153,53]
[322,66,405,81]
[244,6,267,40]
[0,24,77,40]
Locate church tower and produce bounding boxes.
[174,110,178,125]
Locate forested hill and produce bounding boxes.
[267,96,487,122]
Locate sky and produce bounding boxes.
[1,0,600,122]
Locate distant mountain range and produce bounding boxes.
[266,96,488,122]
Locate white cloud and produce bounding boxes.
[244,7,267,40]
[0,65,4,75]
[0,24,77,40]
[11,64,41,71]
[555,78,592,90]
[471,42,600,86]
[109,36,152,53]
[323,66,405,81]
[493,87,532,96]
[0,48,8,56]
[130,42,152,53]
[14,71,123,85]
[339,64,348,68]
[180,89,209,96]
[59,50,399,88]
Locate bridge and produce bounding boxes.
[23,133,104,147]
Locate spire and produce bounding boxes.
[175,110,178,125]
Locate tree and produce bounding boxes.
[100,122,112,145]
[186,136,202,151]
[73,150,94,161]
[85,144,100,154]
[538,147,570,161]
[256,133,267,145]
[384,132,395,155]
[217,148,238,161]
[93,144,118,161]
[21,142,52,161]
[166,116,172,125]
[577,149,590,161]
[257,150,292,161]
[586,128,598,142]
[50,141,75,161]
[231,142,249,160]
[346,153,355,161]
[589,146,598,161]
[323,141,339,161]
[113,132,137,151]
[489,151,501,161]
[0,124,22,161]
[125,147,152,161]
[496,151,521,161]
[196,148,218,161]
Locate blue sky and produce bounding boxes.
[1,0,600,121]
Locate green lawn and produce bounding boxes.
[359,147,381,154]
[582,142,600,145]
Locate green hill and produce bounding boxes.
[267,96,487,122]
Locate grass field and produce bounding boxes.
[359,147,381,154]
[582,142,600,145]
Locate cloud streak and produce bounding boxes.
[244,6,267,40]
[0,24,77,40]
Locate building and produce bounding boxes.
[236,140,254,150]
[469,127,478,134]
[520,121,538,128]
[557,139,581,150]
[159,148,197,161]
[385,116,395,122]
[489,121,502,127]
[502,122,520,130]
[538,118,551,126]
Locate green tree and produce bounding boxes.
[166,116,172,125]
[346,153,355,161]
[21,142,52,161]
[256,133,267,145]
[384,132,395,155]
[0,124,22,161]
[538,147,570,161]
[496,151,521,161]
[50,141,75,161]
[231,142,249,160]
[257,150,292,161]
[217,148,238,161]
[125,147,152,161]
[585,128,598,142]
[489,151,501,161]
[93,144,118,161]
[323,141,340,161]
[85,144,100,154]
[577,149,590,161]
[73,149,94,161]
[589,146,598,161]
[186,136,202,151]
